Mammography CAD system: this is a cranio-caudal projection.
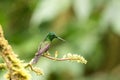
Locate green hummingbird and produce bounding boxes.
[30,32,64,65]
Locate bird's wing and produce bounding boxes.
[37,42,42,51]
[38,36,47,51]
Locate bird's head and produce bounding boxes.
[45,32,65,42]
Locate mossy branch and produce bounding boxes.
[0,25,30,80]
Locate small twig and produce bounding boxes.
[25,63,43,75]
[42,54,71,61]
[42,53,87,64]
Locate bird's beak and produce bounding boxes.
[57,36,65,41]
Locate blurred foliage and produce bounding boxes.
[0,0,120,80]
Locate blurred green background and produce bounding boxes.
[0,0,120,80]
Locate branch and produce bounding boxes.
[0,25,30,80]
[42,52,87,64]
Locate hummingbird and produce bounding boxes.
[30,32,64,65]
